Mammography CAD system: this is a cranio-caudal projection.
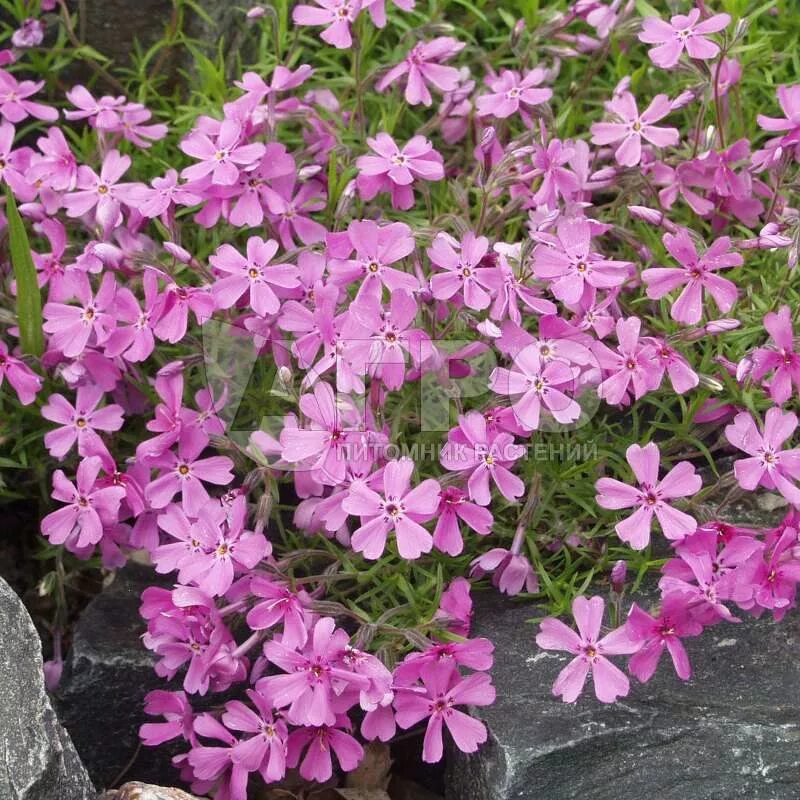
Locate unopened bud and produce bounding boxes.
[610,560,627,594]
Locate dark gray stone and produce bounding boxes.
[56,564,177,791]
[0,576,95,800]
[447,586,800,800]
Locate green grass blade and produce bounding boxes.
[5,186,43,357]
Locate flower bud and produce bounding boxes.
[610,560,627,594]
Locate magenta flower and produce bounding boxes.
[432,486,493,556]
[758,84,800,146]
[362,0,414,28]
[590,92,679,167]
[342,457,440,560]
[533,216,631,304]
[145,437,235,516]
[725,407,800,506]
[0,340,41,405]
[476,68,553,119]
[642,229,741,325]
[489,345,581,431]
[751,306,800,404]
[0,70,57,122]
[639,9,730,69]
[180,119,266,186]
[41,456,125,550]
[394,663,494,762]
[536,595,640,703]
[64,86,128,129]
[596,316,658,405]
[210,236,299,317]
[376,37,464,106]
[469,547,539,596]
[595,442,701,549]
[246,576,309,650]
[428,231,497,310]
[625,595,702,682]
[327,219,418,301]
[62,149,131,233]
[42,384,124,459]
[528,139,580,208]
[261,616,368,727]
[440,411,525,505]
[292,0,362,49]
[263,175,326,250]
[286,719,363,782]
[355,132,444,210]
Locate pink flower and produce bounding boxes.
[210,236,299,317]
[536,595,640,703]
[595,442,701,549]
[362,0,414,28]
[286,718,363,782]
[355,133,444,210]
[432,486,493,556]
[639,9,730,69]
[42,384,124,459]
[595,316,658,405]
[644,337,699,395]
[476,68,553,119]
[428,231,497,310]
[489,345,582,431]
[394,662,494,762]
[528,139,581,208]
[757,84,800,146]
[327,219,418,301]
[26,127,77,193]
[0,340,41,405]
[439,411,526,505]
[725,407,800,506]
[145,438,235,516]
[292,0,362,49]
[751,306,800,404]
[590,92,679,167]
[376,38,465,106]
[64,86,128,129]
[62,149,131,234]
[263,175,326,249]
[0,70,57,122]
[342,457,440,559]
[533,216,631,304]
[246,576,309,650]
[180,119,266,186]
[642,229,741,325]
[469,547,539,596]
[625,595,702,682]
[41,456,125,550]
[11,19,44,49]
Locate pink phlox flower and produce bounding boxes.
[625,594,703,682]
[150,273,215,343]
[180,119,266,186]
[263,173,326,249]
[103,270,160,363]
[469,547,539,596]
[11,18,44,49]
[355,132,444,210]
[428,230,497,310]
[533,216,632,304]
[590,91,679,167]
[43,271,117,358]
[62,149,131,234]
[750,305,800,404]
[595,316,658,405]
[362,0,415,28]
[0,338,41,404]
[433,577,473,636]
[119,105,168,148]
[643,336,700,394]
[432,486,494,556]
[595,441,701,549]
[0,69,57,122]
[394,638,493,684]
[210,235,299,317]
[41,455,126,550]
[642,229,741,325]
[440,410,526,505]
[342,457,440,559]
[140,689,197,747]
[27,127,78,194]
[292,0,362,49]
[757,84,800,148]
[485,243,557,323]
[536,595,640,703]
[476,68,553,120]
[725,407,800,506]
[128,169,202,220]
[527,139,581,208]
[0,121,36,201]
[285,715,364,782]
[327,219,418,301]
[639,9,730,69]
[187,713,249,799]
[376,37,465,106]
[64,86,130,128]
[145,435,235,516]
[42,383,124,459]
[246,576,310,650]
[393,661,494,762]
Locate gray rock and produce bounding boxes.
[99,781,204,799]
[448,479,800,800]
[56,564,177,791]
[0,576,95,800]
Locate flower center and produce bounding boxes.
[75,417,87,428]
[178,463,190,476]
[97,184,109,194]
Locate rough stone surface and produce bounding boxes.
[0,576,95,800]
[447,584,800,800]
[56,564,178,791]
[99,781,204,799]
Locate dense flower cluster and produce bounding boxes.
[1,0,800,795]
